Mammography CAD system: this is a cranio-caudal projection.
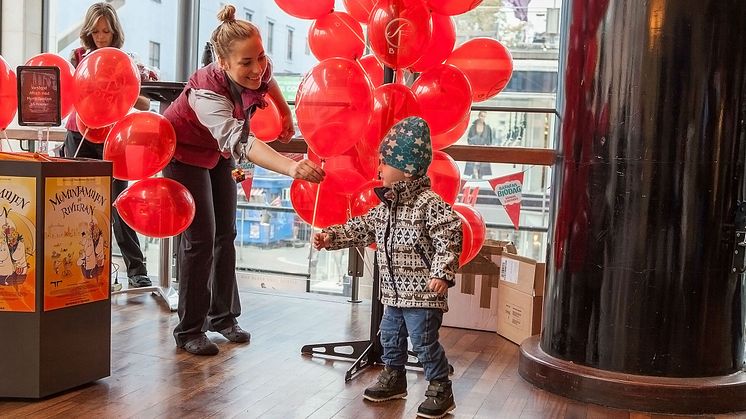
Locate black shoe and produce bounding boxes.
[417,380,455,418]
[363,366,407,402]
[128,274,152,288]
[178,335,219,356]
[217,324,251,343]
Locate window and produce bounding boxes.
[244,8,253,22]
[148,41,161,68]
[287,27,294,61]
[267,20,275,54]
[503,71,558,94]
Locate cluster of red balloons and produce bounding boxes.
[12,50,194,238]
[280,1,500,247]
[276,0,503,261]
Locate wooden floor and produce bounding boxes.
[1,288,745,419]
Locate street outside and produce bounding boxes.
[113,236,370,297]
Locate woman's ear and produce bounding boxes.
[216,56,228,71]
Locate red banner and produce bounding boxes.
[488,172,524,230]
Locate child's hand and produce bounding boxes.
[313,232,331,250]
[428,278,449,295]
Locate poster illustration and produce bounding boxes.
[0,177,37,312]
[44,177,110,311]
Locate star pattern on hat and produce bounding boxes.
[378,116,433,176]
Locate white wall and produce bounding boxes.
[1,0,43,67]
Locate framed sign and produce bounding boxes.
[16,66,61,127]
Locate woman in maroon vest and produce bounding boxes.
[163,5,324,356]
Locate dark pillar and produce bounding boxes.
[519,0,746,413]
[175,0,200,82]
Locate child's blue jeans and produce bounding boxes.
[379,305,450,382]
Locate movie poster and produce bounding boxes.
[44,177,110,311]
[0,176,37,312]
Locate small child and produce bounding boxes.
[314,116,462,419]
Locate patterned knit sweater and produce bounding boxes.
[323,176,462,311]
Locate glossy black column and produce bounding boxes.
[543,0,746,377]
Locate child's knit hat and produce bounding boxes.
[378,116,433,177]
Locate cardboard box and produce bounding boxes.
[499,253,541,295]
[496,257,546,344]
[443,240,516,332]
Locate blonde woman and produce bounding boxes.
[163,4,324,355]
[62,2,156,288]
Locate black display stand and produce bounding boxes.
[301,251,427,381]
[0,159,112,398]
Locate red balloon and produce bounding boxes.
[114,178,195,238]
[369,84,421,147]
[309,143,378,185]
[431,113,469,150]
[446,38,513,102]
[76,114,113,144]
[359,54,384,87]
[343,0,376,23]
[409,14,456,72]
[290,179,350,228]
[412,64,472,135]
[350,180,383,217]
[359,127,385,165]
[103,112,176,181]
[427,150,460,205]
[455,211,474,266]
[251,96,282,142]
[453,203,486,265]
[367,0,432,69]
[275,0,334,19]
[296,58,373,158]
[308,151,372,196]
[25,53,75,118]
[73,47,140,128]
[0,56,17,130]
[426,0,483,15]
[309,11,365,61]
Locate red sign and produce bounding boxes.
[16,66,61,127]
[488,172,524,230]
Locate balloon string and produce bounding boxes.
[309,159,326,235]
[44,127,50,155]
[343,19,367,51]
[73,128,89,158]
[1,130,8,152]
[307,159,326,269]
[354,246,377,280]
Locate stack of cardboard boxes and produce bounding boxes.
[443,240,545,345]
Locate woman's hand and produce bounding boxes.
[313,232,331,250]
[134,95,151,111]
[288,159,325,183]
[277,113,295,143]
